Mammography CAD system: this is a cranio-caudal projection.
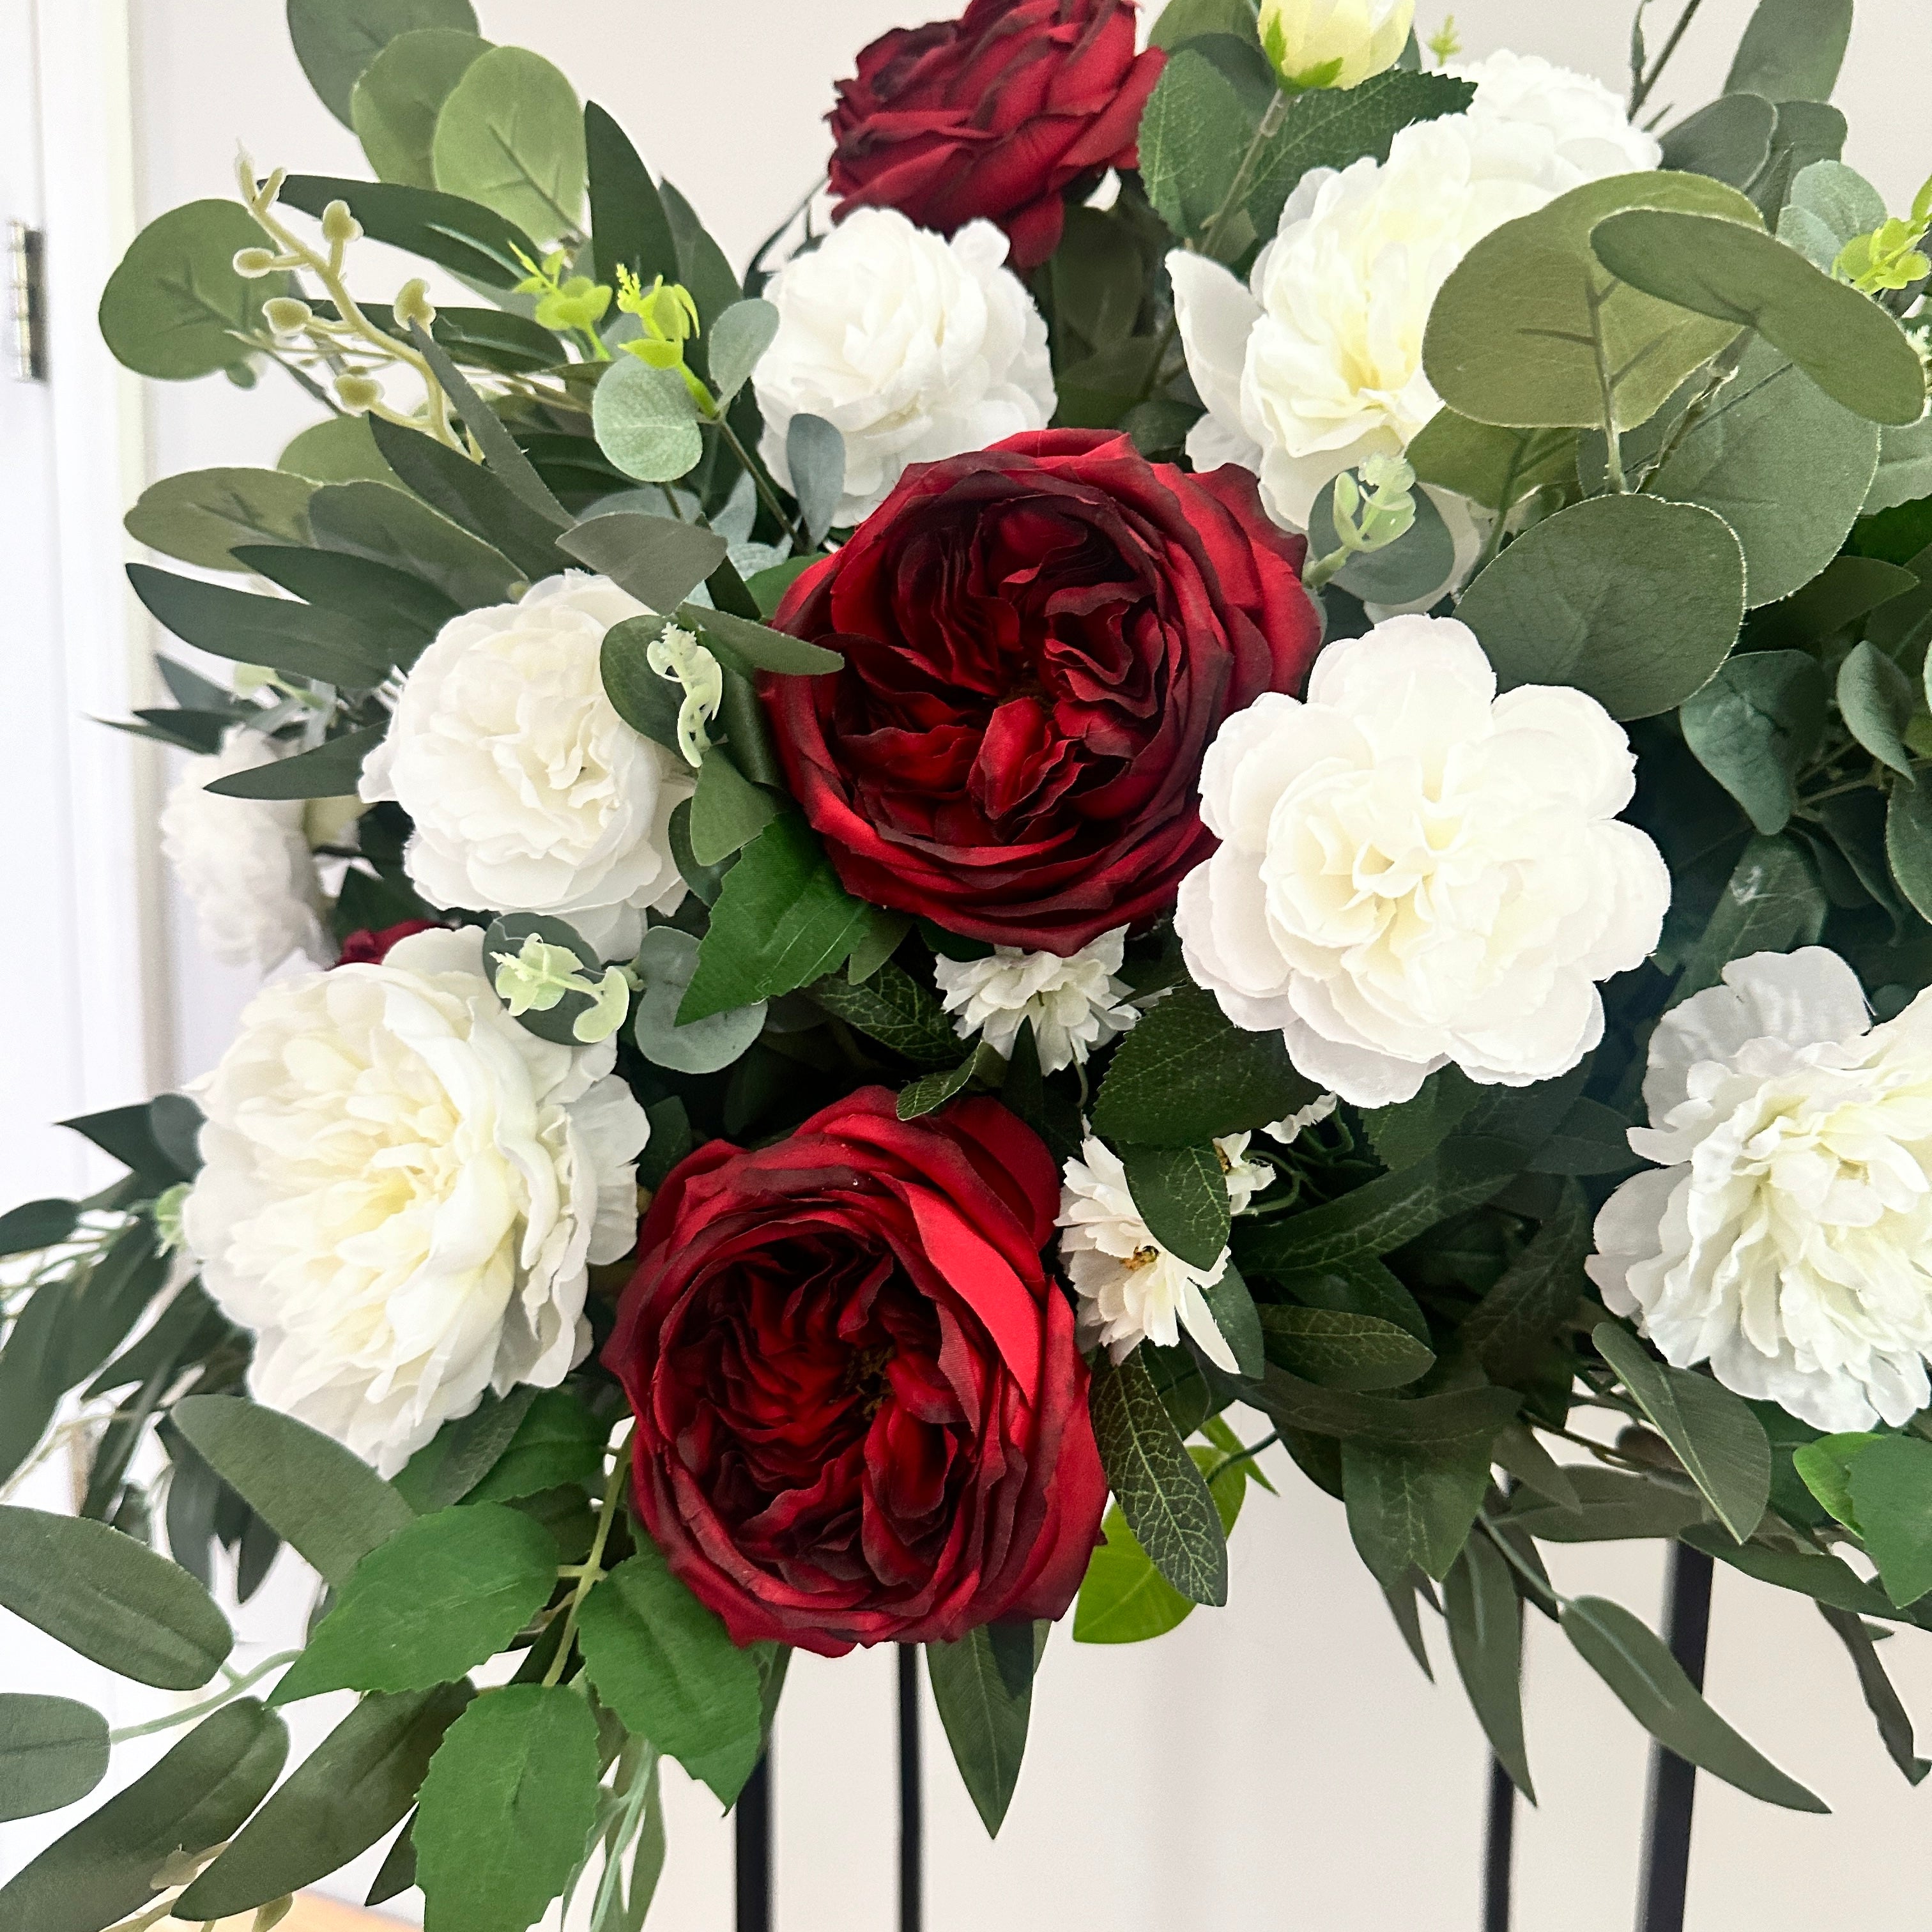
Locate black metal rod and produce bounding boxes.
[1636,1543,1715,1932]
[899,1645,924,1932]
[735,1749,772,1932]
[1483,1754,1516,1932]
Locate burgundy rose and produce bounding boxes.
[828,0,1164,270]
[605,1089,1105,1656]
[334,918,440,966]
[765,429,1322,953]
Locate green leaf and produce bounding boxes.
[351,27,491,187]
[204,724,387,802]
[0,1505,231,1689]
[678,814,879,1023]
[707,300,780,408]
[585,101,680,295]
[1752,100,1849,222]
[286,0,477,125]
[1561,1595,1827,1810]
[631,924,767,1076]
[481,913,605,1045]
[1837,640,1918,779]
[234,542,461,661]
[1149,0,1258,49]
[369,418,567,579]
[1197,1263,1265,1379]
[896,1041,1006,1120]
[1255,1371,1520,1449]
[1866,411,1932,518]
[1592,1324,1771,1543]
[1492,1422,1579,1510]
[465,1391,606,1503]
[1818,1602,1932,1785]
[576,1545,765,1805]
[1887,778,1932,924]
[0,1695,109,1823]
[98,199,287,381]
[806,961,963,1068]
[593,356,704,484]
[1075,1450,1246,1644]
[561,512,728,615]
[599,613,687,758]
[0,1700,287,1932]
[1088,1350,1228,1607]
[431,45,585,240]
[1793,1430,1882,1531]
[1259,1307,1435,1392]
[1648,339,1879,608]
[1680,649,1828,835]
[1507,1466,1707,1542]
[307,478,522,611]
[1659,95,1777,189]
[1848,1435,1932,1607]
[1678,1523,1898,1618]
[177,1685,471,1919]
[127,562,392,686]
[1361,1068,1478,1172]
[1092,985,1322,1148]
[1445,1534,1533,1799]
[281,413,394,484]
[1121,1143,1230,1271]
[1423,171,1763,433]
[277,174,537,289]
[1526,1098,1638,1177]
[1308,475,1456,605]
[1591,209,1927,427]
[413,1683,602,1932]
[926,1623,1045,1837]
[1458,493,1745,720]
[432,304,567,374]
[1138,49,1254,246]
[174,1395,417,1586]
[0,1197,78,1256]
[1673,834,1827,1001]
[1275,1255,1430,1345]
[125,467,317,572]
[1784,159,1888,256]
[677,601,843,677]
[787,415,846,548]
[1725,0,1853,102]
[1342,1432,1498,1585]
[274,1504,556,1703]
[690,748,781,867]
[659,180,740,335]
[404,1389,539,1509]
[1460,1184,1592,1381]
[1405,411,1579,514]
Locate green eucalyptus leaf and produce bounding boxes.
[1308,475,1456,605]
[1837,640,1918,779]
[287,0,477,126]
[561,512,727,615]
[1445,1533,1533,1798]
[1460,1183,1592,1381]
[707,300,780,408]
[1752,100,1848,222]
[631,925,767,1075]
[99,199,288,381]
[431,45,585,241]
[0,1695,109,1823]
[1507,1467,1708,1542]
[1405,412,1578,514]
[594,356,704,484]
[1680,1523,1899,1619]
[1679,649,1828,835]
[231,543,459,663]
[280,413,394,484]
[1866,414,1932,518]
[369,418,567,580]
[307,479,522,611]
[1659,95,1777,189]
[1672,835,1827,1001]
[128,562,392,686]
[0,1197,78,1257]
[1725,0,1854,103]
[1817,1600,1932,1784]
[351,27,491,187]
[926,1621,1046,1837]
[125,468,317,572]
[1848,1435,1932,1607]
[204,724,387,802]
[787,415,847,548]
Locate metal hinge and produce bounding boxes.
[9,220,46,382]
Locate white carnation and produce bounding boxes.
[755,208,1055,526]
[934,928,1138,1075]
[1176,615,1669,1108]
[359,573,692,961]
[182,926,648,1475]
[1589,949,1932,1434]
[1058,1134,1273,1370]
[1171,57,1659,528]
[160,726,329,971]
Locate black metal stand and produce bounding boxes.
[1636,1544,1714,1932]
[899,1645,924,1932]
[1483,1754,1516,1932]
[735,1751,772,1932]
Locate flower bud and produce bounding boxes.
[334,372,383,413]
[319,199,363,246]
[233,247,281,278]
[392,277,436,330]
[1257,0,1414,92]
[263,296,313,335]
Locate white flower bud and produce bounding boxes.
[319,199,363,246]
[1258,0,1414,91]
[233,247,282,278]
[392,277,435,330]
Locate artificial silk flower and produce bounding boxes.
[1589,949,1932,1434]
[1176,615,1669,1108]
[933,928,1139,1075]
[1058,1133,1274,1370]
[1265,1092,1340,1145]
[359,573,692,962]
[1170,54,1660,530]
[1258,0,1414,93]
[755,209,1055,527]
[182,926,648,1475]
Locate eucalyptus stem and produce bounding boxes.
[1630,0,1705,117]
[709,410,804,552]
[1478,1512,1567,1618]
[109,1650,300,1744]
[1201,90,1289,260]
[542,1427,634,1688]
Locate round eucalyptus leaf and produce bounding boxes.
[279,415,395,485]
[124,468,317,572]
[1680,650,1828,835]
[1658,96,1775,190]
[98,200,288,381]
[707,300,780,408]
[1456,493,1745,719]
[351,27,491,188]
[1308,479,1457,608]
[482,912,601,1046]
[1889,776,1932,925]
[287,0,478,127]
[593,356,704,484]
[631,926,765,1075]
[431,45,586,241]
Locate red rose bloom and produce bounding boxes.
[334,919,439,966]
[828,0,1164,270]
[765,429,1322,952]
[605,1089,1105,1657]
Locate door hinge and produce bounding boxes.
[9,220,46,382]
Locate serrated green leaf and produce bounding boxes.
[806,961,963,1068]
[896,1041,1006,1120]
[1121,1142,1229,1270]
[464,1390,605,1503]
[1075,1448,1246,1644]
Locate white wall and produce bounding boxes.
[23,1,1931,1926]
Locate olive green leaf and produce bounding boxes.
[98,201,288,381]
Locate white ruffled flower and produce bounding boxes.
[359,574,691,962]
[1058,1133,1273,1370]
[933,928,1138,1075]
[1590,949,1932,1434]
[755,208,1055,526]
[183,926,648,1475]
[1170,55,1659,529]
[160,726,330,971]
[1176,615,1669,1108]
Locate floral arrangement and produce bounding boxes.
[6,0,1932,1924]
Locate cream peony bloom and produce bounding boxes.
[183,926,648,1475]
[1170,54,1660,528]
[1259,0,1414,92]
[1590,949,1932,1433]
[359,573,691,962]
[755,208,1055,526]
[933,928,1138,1075]
[1176,616,1669,1108]
[1059,1134,1273,1370]
[160,726,330,971]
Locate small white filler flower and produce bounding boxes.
[933,928,1139,1075]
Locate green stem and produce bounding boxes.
[1585,278,1629,493]
[709,410,804,552]
[542,1427,634,1689]
[1205,1430,1282,1485]
[1478,1512,1568,1616]
[1201,90,1289,260]
[1630,0,1705,116]
[109,1650,300,1744]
